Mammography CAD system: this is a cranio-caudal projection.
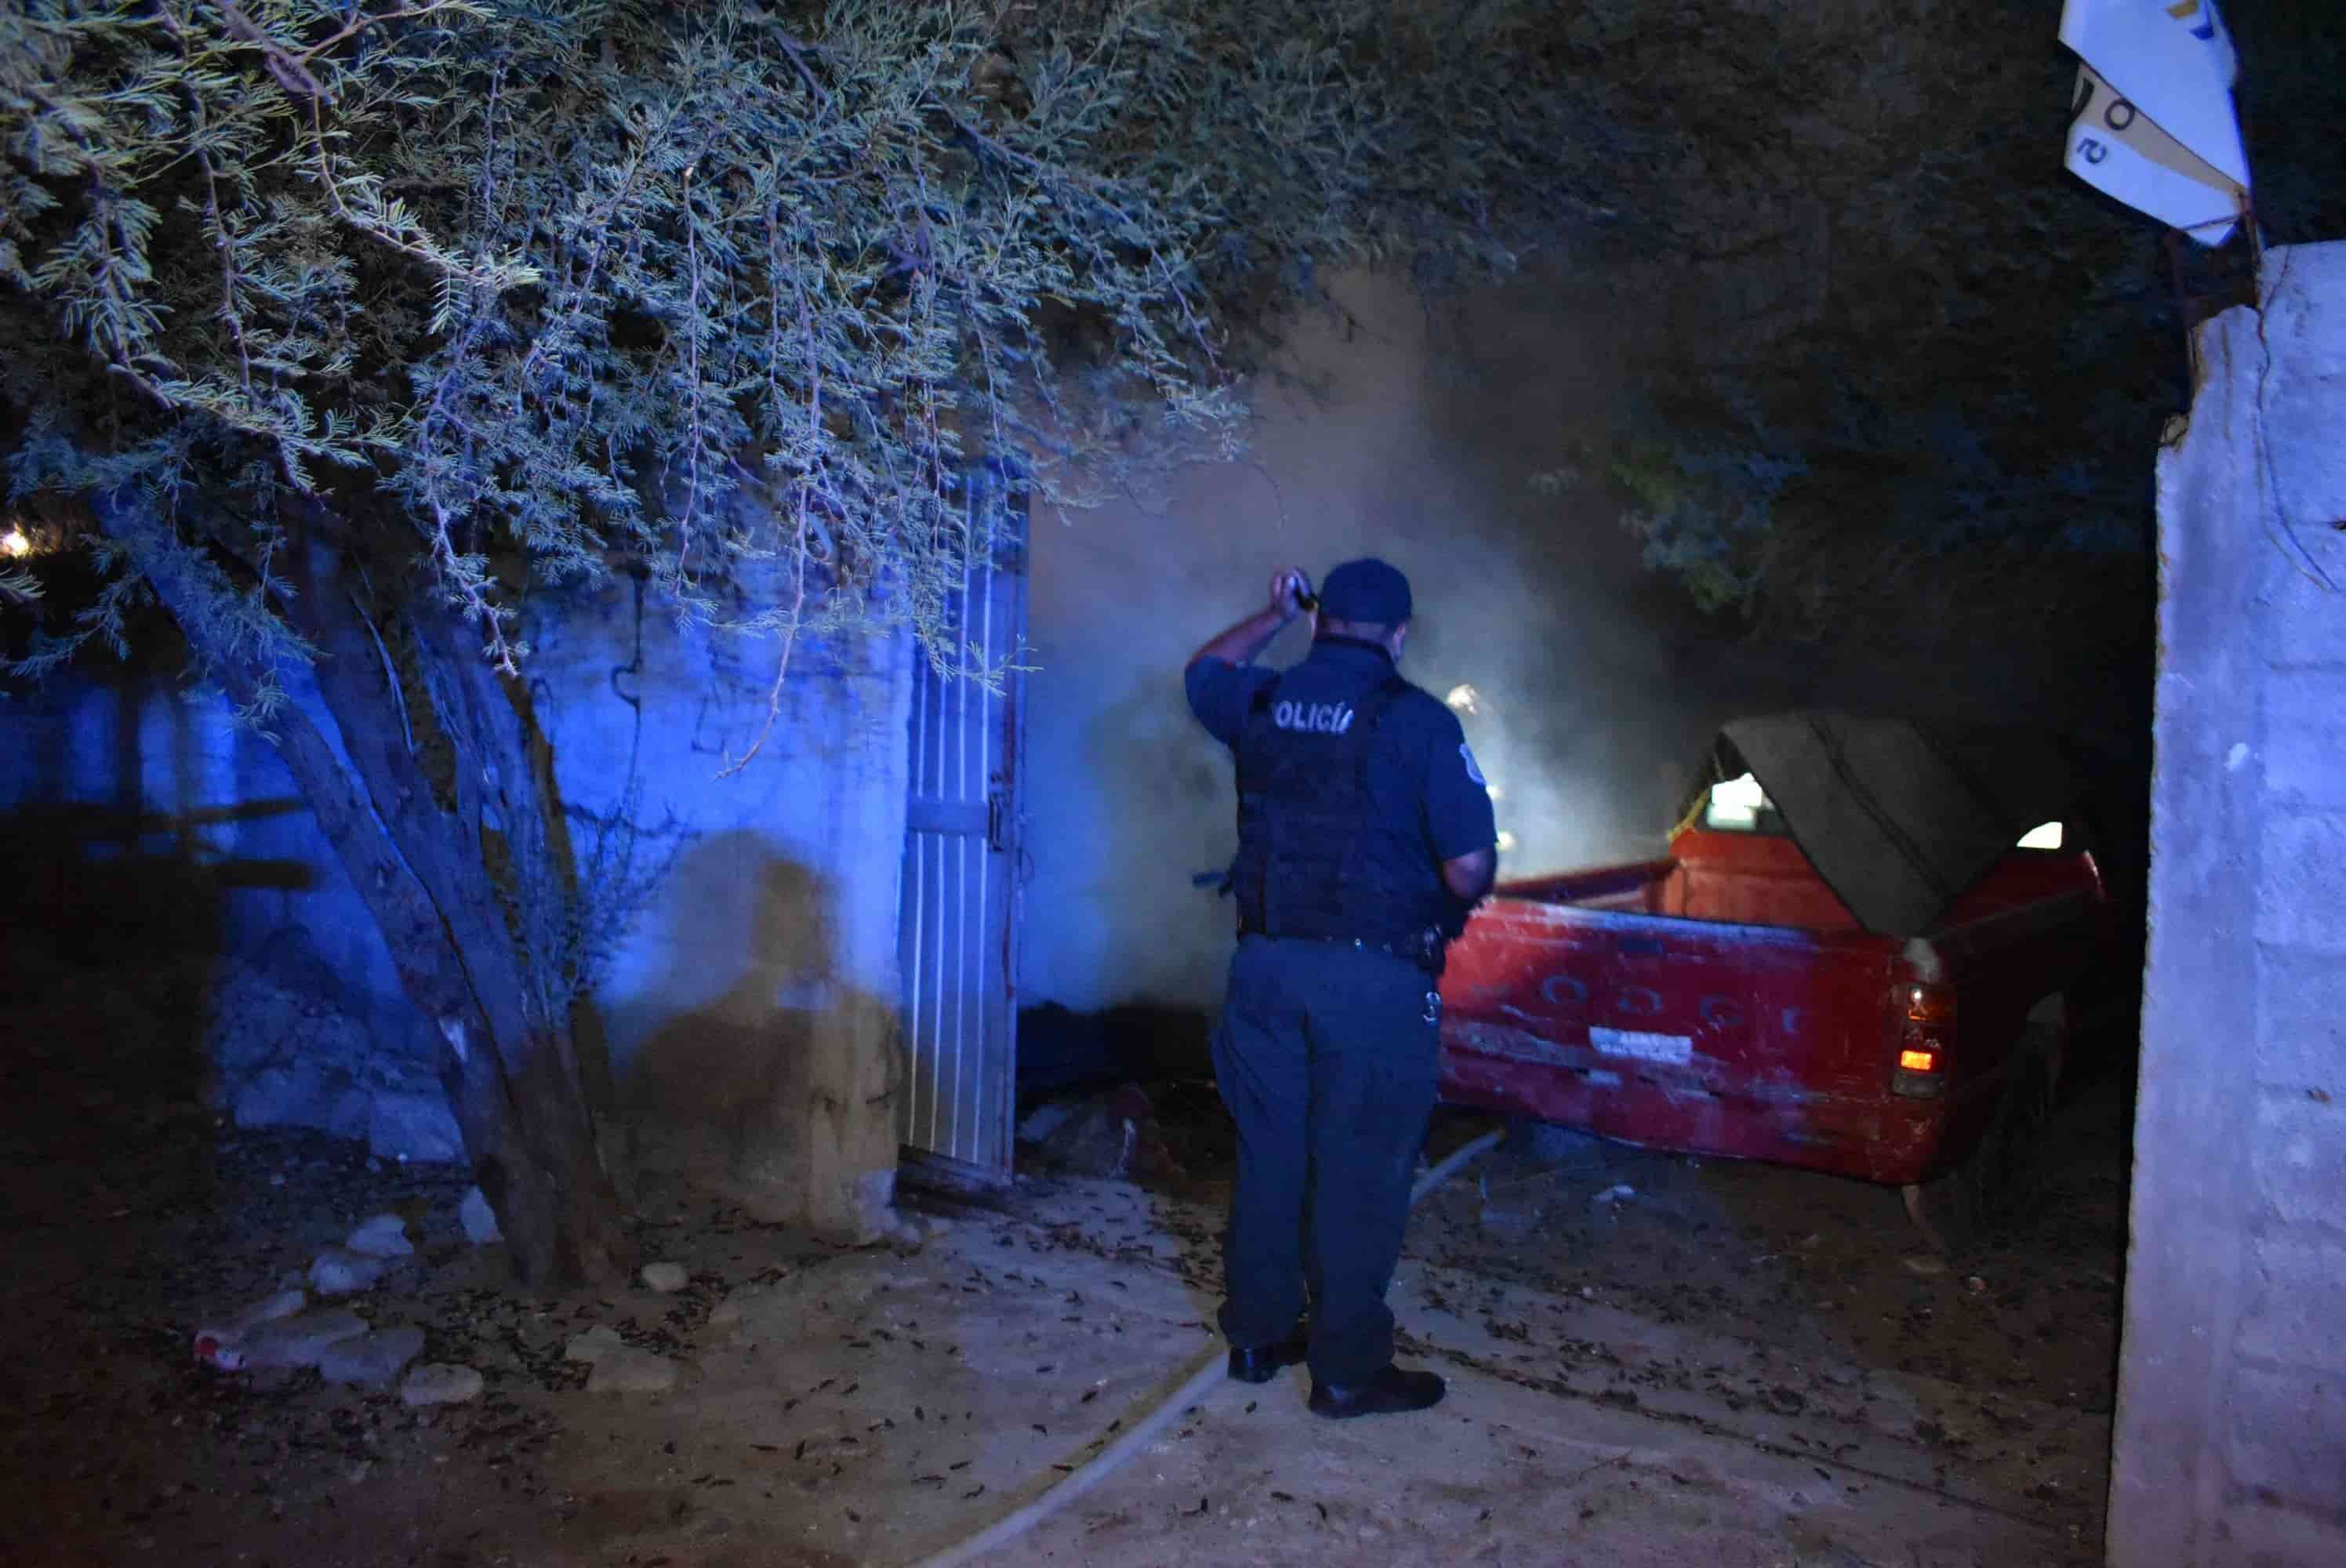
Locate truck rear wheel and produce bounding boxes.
[1901,1013,2065,1256]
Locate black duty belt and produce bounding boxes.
[1237,923,1447,976]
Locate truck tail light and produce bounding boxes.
[1893,982,1954,1098]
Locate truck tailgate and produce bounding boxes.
[1438,898,1923,1179]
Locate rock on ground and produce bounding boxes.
[199,1308,369,1371]
[366,1089,463,1163]
[1478,1197,1547,1244]
[706,1277,794,1327]
[230,1288,308,1329]
[318,1327,426,1389]
[399,1363,485,1407]
[458,1185,502,1244]
[344,1213,414,1258]
[640,1261,688,1293]
[564,1325,626,1363]
[564,1323,678,1392]
[202,960,463,1161]
[309,1247,388,1295]
[586,1347,678,1395]
[231,1065,373,1145]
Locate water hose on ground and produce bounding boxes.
[905,1127,1505,1568]
[1408,1127,1509,1207]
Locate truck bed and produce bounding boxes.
[1498,829,2088,932]
[1436,829,2107,1185]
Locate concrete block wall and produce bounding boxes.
[2111,242,2346,1566]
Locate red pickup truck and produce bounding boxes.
[1436,713,2119,1250]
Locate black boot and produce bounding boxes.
[1226,1323,1309,1384]
[1307,1363,1446,1418]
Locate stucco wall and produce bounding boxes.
[526,579,914,1240]
[2110,241,2346,1566]
[0,579,913,1237]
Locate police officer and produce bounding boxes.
[1185,557,1498,1417]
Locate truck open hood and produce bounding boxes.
[1713,713,2086,938]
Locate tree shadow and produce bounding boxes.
[0,673,323,1241]
[3,643,496,1181]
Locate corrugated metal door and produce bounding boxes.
[897,465,1027,1188]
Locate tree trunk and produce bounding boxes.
[97,492,634,1289]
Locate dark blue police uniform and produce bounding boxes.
[1187,598,1495,1388]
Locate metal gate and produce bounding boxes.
[897,465,1027,1188]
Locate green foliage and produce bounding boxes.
[1,0,1592,688]
[1539,440,1807,617]
[1509,0,2229,641]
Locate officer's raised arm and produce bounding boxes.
[1186,567,1313,672]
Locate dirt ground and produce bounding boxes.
[1,975,2127,1568]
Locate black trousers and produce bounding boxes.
[1211,934,1440,1384]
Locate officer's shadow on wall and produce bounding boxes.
[623,830,907,1243]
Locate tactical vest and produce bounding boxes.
[1229,670,1456,963]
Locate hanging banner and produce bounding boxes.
[2058,0,2250,245]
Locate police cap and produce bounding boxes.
[1317,557,1412,624]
